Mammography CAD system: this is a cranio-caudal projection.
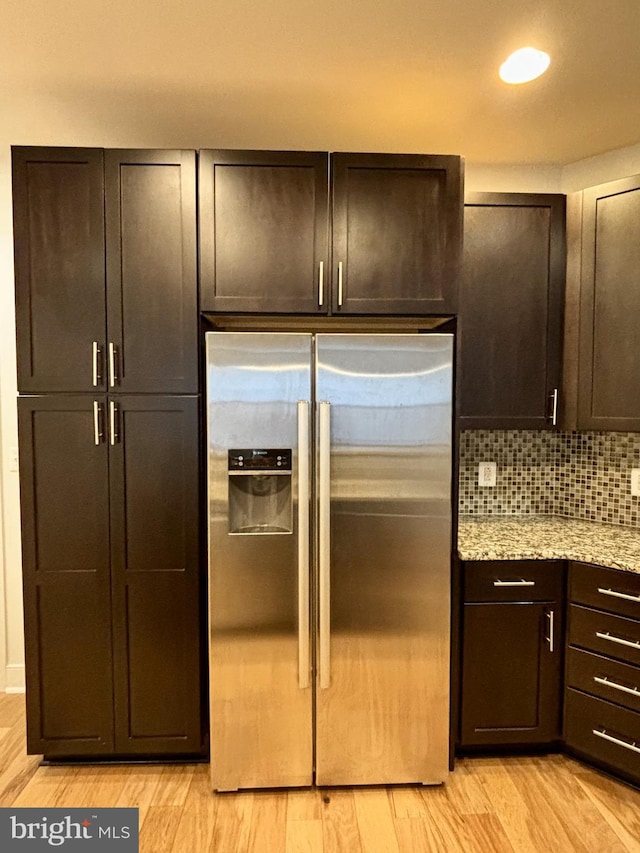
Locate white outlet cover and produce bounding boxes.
[631,468,640,497]
[478,462,497,487]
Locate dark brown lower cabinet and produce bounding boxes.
[459,561,564,749]
[18,394,203,759]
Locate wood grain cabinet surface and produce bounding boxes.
[199,150,463,316]
[459,193,566,429]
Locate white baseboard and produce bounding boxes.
[5,663,25,693]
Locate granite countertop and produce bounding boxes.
[458,515,640,574]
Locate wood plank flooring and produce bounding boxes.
[0,693,638,852]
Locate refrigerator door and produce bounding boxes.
[315,334,453,785]
[206,332,313,790]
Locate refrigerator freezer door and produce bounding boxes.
[315,334,453,786]
[207,332,313,790]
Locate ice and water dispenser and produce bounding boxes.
[227,449,293,534]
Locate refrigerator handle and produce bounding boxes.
[297,401,311,689]
[319,401,331,689]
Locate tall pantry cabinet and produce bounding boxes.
[12,147,203,758]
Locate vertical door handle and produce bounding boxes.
[318,261,324,307]
[546,609,555,653]
[549,388,558,425]
[93,401,104,445]
[337,261,344,307]
[318,401,331,689]
[92,342,103,387]
[109,401,120,445]
[297,401,311,689]
[108,342,119,387]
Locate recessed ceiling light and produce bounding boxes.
[499,47,551,84]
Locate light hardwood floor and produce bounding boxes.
[0,693,638,852]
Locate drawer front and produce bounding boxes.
[565,688,640,785]
[570,562,640,621]
[569,604,640,667]
[464,560,563,603]
[566,647,640,714]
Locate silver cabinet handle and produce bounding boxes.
[594,675,639,697]
[318,401,331,689]
[593,729,640,755]
[596,631,640,650]
[297,401,311,689]
[493,579,536,587]
[549,388,559,425]
[318,261,324,307]
[93,401,104,445]
[598,587,640,604]
[109,401,119,445]
[337,261,343,307]
[546,609,555,653]
[92,342,103,387]
[108,342,118,387]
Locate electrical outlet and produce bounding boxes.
[478,462,497,487]
[8,446,18,473]
[631,468,640,497]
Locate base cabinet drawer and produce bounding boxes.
[569,563,640,621]
[565,689,640,786]
[566,647,640,714]
[569,604,640,667]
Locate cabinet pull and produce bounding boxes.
[92,342,103,387]
[593,728,640,755]
[318,260,324,307]
[337,261,343,307]
[109,401,120,445]
[548,388,559,425]
[594,675,639,697]
[597,586,640,604]
[546,609,555,653]
[596,631,640,650]
[93,401,104,446]
[108,342,118,387]
[493,579,536,587]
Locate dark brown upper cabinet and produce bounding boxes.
[577,175,640,431]
[199,150,463,316]
[13,147,198,394]
[199,150,330,313]
[459,193,566,429]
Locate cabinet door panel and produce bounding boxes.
[331,153,462,314]
[109,396,202,755]
[199,150,329,313]
[459,193,565,429]
[18,396,114,756]
[13,147,106,393]
[105,150,198,393]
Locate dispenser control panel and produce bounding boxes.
[228,449,292,471]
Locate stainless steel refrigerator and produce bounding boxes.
[206,332,453,790]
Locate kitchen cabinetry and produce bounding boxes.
[18,395,202,758]
[565,562,640,786]
[459,193,566,429]
[198,150,463,316]
[459,560,564,748]
[577,175,640,431]
[12,147,198,394]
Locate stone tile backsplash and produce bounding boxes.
[459,430,640,527]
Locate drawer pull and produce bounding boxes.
[593,728,640,755]
[493,579,535,587]
[597,586,640,604]
[546,609,555,653]
[594,675,640,697]
[596,631,640,650]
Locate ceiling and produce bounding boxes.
[2,0,640,165]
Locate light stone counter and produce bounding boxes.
[458,515,640,574]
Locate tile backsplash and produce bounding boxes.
[459,430,640,527]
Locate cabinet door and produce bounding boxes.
[105,150,198,393]
[109,396,202,755]
[459,193,565,429]
[199,150,329,313]
[460,601,563,747]
[18,396,114,756]
[13,147,106,393]
[331,153,462,314]
[578,175,640,430]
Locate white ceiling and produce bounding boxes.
[2,0,640,165]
